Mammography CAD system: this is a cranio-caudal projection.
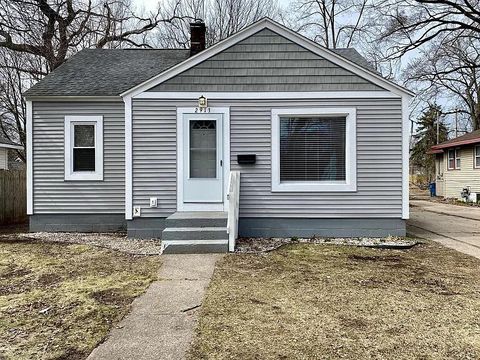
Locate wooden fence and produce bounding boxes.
[0,170,27,225]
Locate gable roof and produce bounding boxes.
[24,49,189,98]
[122,18,414,98]
[24,18,412,99]
[430,129,480,152]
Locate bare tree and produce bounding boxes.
[375,0,480,64]
[0,0,184,160]
[154,0,278,48]
[288,0,369,49]
[0,0,185,71]
[405,36,480,130]
[0,50,31,161]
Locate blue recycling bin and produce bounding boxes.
[429,182,436,197]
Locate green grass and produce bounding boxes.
[189,241,480,359]
[0,237,161,359]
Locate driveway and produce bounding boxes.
[408,200,480,259]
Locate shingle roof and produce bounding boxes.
[430,129,480,151]
[24,49,190,97]
[0,135,22,148]
[331,48,378,73]
[24,46,378,98]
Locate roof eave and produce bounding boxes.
[431,138,480,150]
[0,143,23,150]
[25,95,122,101]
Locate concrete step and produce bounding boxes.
[165,211,227,228]
[162,227,228,241]
[161,240,228,254]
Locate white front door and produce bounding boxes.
[182,112,224,205]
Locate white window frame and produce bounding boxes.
[64,116,103,181]
[475,145,480,169]
[447,148,460,170]
[271,107,357,192]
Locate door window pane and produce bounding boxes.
[190,120,216,178]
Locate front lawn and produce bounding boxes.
[189,242,480,359]
[0,236,160,359]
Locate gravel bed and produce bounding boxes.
[0,232,162,255]
[235,236,419,254]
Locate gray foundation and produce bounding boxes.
[29,215,406,240]
[127,218,166,239]
[29,214,126,232]
[238,218,406,238]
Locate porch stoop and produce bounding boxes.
[161,211,229,254]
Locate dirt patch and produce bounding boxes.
[410,277,461,296]
[54,348,88,360]
[91,289,136,307]
[339,315,369,329]
[2,266,32,279]
[348,254,403,263]
[189,241,480,359]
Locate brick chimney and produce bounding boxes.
[190,20,206,56]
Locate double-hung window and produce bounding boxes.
[271,108,356,192]
[447,148,460,170]
[64,116,103,180]
[475,145,480,168]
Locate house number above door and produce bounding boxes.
[194,107,211,113]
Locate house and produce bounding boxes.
[24,18,413,253]
[430,130,480,200]
[0,136,23,170]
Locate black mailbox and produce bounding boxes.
[237,154,256,165]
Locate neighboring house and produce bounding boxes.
[430,130,480,200]
[24,18,413,253]
[0,136,23,170]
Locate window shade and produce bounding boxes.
[280,116,346,181]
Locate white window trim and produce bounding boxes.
[271,107,357,192]
[64,116,104,181]
[474,145,480,169]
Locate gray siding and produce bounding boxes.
[132,101,176,217]
[132,98,403,218]
[148,29,384,92]
[32,101,125,213]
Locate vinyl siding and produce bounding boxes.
[0,148,7,169]
[132,101,177,217]
[132,98,403,218]
[32,101,125,213]
[440,145,480,198]
[148,29,384,92]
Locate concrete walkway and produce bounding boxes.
[88,254,222,360]
[408,200,480,259]
[410,199,480,221]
